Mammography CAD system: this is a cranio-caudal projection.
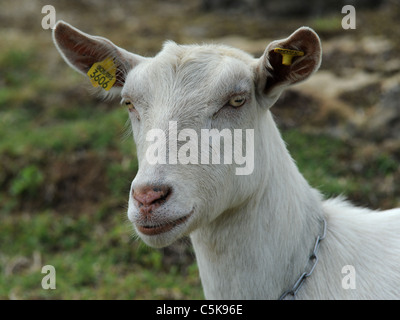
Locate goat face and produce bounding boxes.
[53,22,321,248]
[125,43,262,247]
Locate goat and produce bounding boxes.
[53,21,400,299]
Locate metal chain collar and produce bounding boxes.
[278,218,327,300]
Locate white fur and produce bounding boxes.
[53,24,400,299]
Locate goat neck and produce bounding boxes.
[190,110,324,299]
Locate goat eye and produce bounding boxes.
[125,100,135,112]
[228,95,246,108]
[123,99,140,120]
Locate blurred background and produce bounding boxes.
[0,0,399,299]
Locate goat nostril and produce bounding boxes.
[133,185,172,208]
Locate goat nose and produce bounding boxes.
[133,185,171,209]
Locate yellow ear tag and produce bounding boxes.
[87,57,117,91]
[274,48,304,66]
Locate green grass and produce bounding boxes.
[283,130,353,197]
[309,15,344,34]
[0,211,202,299]
[283,129,399,208]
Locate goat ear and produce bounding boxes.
[256,27,321,99]
[52,21,143,92]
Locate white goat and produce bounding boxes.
[53,21,400,299]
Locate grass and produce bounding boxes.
[283,129,400,209]
[309,14,344,35]
[283,130,353,197]
[0,211,203,300]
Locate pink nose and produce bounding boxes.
[133,185,171,215]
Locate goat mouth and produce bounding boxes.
[137,214,191,236]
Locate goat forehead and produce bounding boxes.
[162,42,254,81]
[159,41,255,66]
[124,43,255,98]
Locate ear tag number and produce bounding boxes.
[274,48,304,66]
[87,57,117,91]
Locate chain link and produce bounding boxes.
[278,218,327,300]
